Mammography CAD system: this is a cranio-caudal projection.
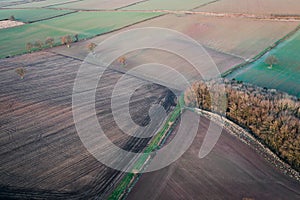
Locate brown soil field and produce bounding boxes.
[51,0,147,10]
[0,51,177,199]
[197,0,300,16]
[124,14,298,59]
[127,111,300,200]
[50,13,297,66]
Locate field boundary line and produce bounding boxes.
[222,24,300,77]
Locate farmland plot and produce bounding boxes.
[127,111,300,200]
[6,0,79,8]
[121,0,216,11]
[0,11,161,58]
[0,51,177,199]
[72,13,298,61]
[197,0,300,16]
[50,0,147,10]
[0,9,73,23]
[0,0,33,8]
[228,29,300,97]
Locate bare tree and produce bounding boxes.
[61,36,67,45]
[26,42,33,52]
[15,67,26,79]
[87,42,97,52]
[74,34,79,42]
[34,40,43,49]
[65,35,72,48]
[118,56,126,66]
[45,37,54,47]
[265,55,278,69]
[9,15,15,21]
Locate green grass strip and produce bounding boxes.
[108,96,184,200]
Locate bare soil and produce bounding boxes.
[0,51,176,199]
[127,111,300,200]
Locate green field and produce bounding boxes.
[0,9,73,22]
[228,29,300,97]
[121,0,215,10]
[0,11,162,58]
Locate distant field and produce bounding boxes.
[0,9,73,22]
[121,0,215,11]
[6,0,78,8]
[94,13,298,59]
[197,0,300,15]
[0,0,32,8]
[228,30,300,97]
[50,0,146,10]
[0,11,162,58]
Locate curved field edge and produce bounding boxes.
[192,108,300,181]
[108,90,299,199]
[0,11,163,59]
[222,25,300,98]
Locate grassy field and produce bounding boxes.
[121,0,215,11]
[228,29,300,97]
[50,0,145,10]
[197,0,300,15]
[0,11,162,58]
[0,9,73,22]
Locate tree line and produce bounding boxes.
[184,79,300,171]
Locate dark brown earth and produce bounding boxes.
[0,51,177,199]
[127,111,300,200]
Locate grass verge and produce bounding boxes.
[108,96,184,200]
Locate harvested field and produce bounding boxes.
[50,0,147,10]
[127,111,300,200]
[98,13,298,60]
[0,20,24,29]
[6,0,79,8]
[0,51,177,199]
[0,11,161,58]
[197,0,300,16]
[121,0,215,11]
[228,29,300,97]
[50,13,298,65]
[0,8,73,23]
[0,0,33,8]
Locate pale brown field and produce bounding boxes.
[116,14,298,59]
[197,0,300,16]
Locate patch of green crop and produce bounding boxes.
[228,29,300,97]
[0,11,162,58]
[0,9,73,22]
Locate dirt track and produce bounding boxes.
[127,111,300,200]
